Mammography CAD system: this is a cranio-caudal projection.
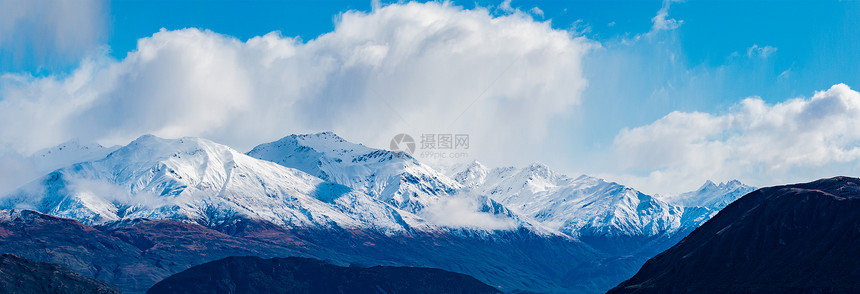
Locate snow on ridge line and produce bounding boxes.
[659,179,756,211]
[247,133,570,236]
[2,135,430,233]
[7,132,754,239]
[445,160,753,237]
[247,133,463,211]
[249,132,754,238]
[4,134,555,236]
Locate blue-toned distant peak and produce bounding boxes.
[663,179,756,211]
[452,162,689,238]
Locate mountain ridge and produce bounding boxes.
[609,176,860,293]
[0,253,121,294]
[0,132,760,294]
[147,256,502,294]
[2,135,430,233]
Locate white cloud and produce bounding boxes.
[530,7,544,18]
[571,19,593,36]
[747,44,777,58]
[500,0,514,13]
[0,151,37,196]
[0,1,593,175]
[0,0,107,71]
[776,67,791,80]
[421,197,517,230]
[645,0,683,38]
[66,176,169,209]
[611,84,860,194]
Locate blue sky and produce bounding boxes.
[12,0,859,98]
[82,0,860,102]
[1,0,859,194]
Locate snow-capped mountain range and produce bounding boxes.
[3,135,428,233]
[0,132,759,294]
[246,132,461,214]
[450,161,685,237]
[0,132,753,239]
[447,160,754,239]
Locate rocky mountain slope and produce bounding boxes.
[609,177,860,293]
[0,209,601,293]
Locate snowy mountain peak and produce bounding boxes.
[3,135,429,232]
[464,160,488,170]
[250,133,417,176]
[31,139,120,172]
[450,160,490,188]
[663,179,756,210]
[699,180,717,190]
[118,135,218,157]
[721,179,745,189]
[525,162,549,172]
[32,139,119,165]
[246,134,551,234]
[695,179,746,193]
[3,133,753,245]
[453,163,692,238]
[522,163,557,180]
[34,139,102,156]
[248,133,460,213]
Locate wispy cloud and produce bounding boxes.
[530,7,544,18]
[645,0,683,38]
[421,197,517,230]
[0,0,107,72]
[500,0,514,13]
[747,44,778,59]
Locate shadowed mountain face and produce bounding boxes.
[0,210,297,293]
[609,177,860,294]
[147,256,502,294]
[0,253,121,294]
[0,209,604,293]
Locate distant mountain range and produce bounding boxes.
[610,176,860,293]
[0,253,120,294]
[147,256,502,294]
[0,132,755,293]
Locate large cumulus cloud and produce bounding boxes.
[0,1,593,168]
[612,83,860,194]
